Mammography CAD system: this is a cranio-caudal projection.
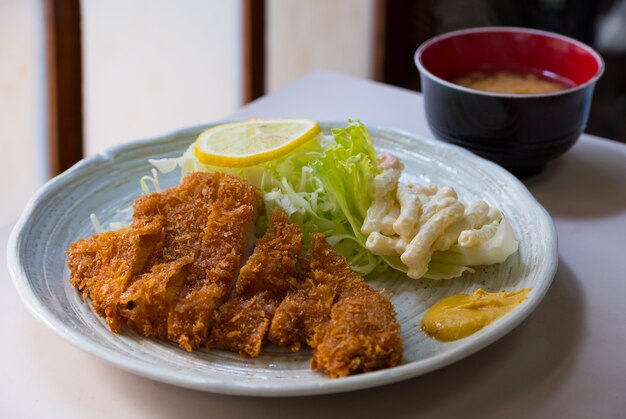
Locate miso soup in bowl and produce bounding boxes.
[453,71,571,95]
[415,27,604,177]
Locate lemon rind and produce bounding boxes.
[194,119,321,168]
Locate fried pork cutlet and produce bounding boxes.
[167,188,262,351]
[67,217,162,332]
[67,172,263,350]
[269,233,402,377]
[310,279,402,377]
[116,172,224,339]
[68,171,402,377]
[268,235,347,351]
[207,207,303,356]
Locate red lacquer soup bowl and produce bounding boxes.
[415,27,604,177]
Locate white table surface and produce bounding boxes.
[2,70,625,418]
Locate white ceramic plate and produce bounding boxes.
[8,122,557,396]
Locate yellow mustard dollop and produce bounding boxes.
[421,288,531,342]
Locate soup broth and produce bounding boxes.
[453,71,569,94]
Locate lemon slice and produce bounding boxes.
[194,118,321,167]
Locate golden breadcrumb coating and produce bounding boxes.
[270,233,402,377]
[113,172,225,339]
[67,172,263,351]
[67,218,162,332]
[208,207,303,356]
[68,173,401,376]
[310,280,402,377]
[165,174,263,350]
[268,233,349,349]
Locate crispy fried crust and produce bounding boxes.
[111,172,225,339]
[68,173,402,376]
[67,172,263,350]
[167,199,261,351]
[208,207,303,356]
[268,234,349,349]
[67,218,162,332]
[268,274,339,351]
[270,233,402,377]
[310,281,402,377]
[119,257,192,338]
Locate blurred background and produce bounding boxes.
[1,0,625,226]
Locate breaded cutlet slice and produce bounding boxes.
[167,175,263,351]
[309,235,402,377]
[268,233,347,351]
[118,257,193,339]
[115,172,224,339]
[267,275,339,351]
[208,207,303,356]
[133,171,224,264]
[67,217,162,333]
[269,233,402,377]
[308,236,402,377]
[310,280,402,377]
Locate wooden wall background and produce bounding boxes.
[44,0,626,176]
